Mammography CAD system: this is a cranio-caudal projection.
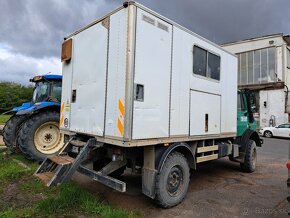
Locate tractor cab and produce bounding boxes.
[31,75,62,103]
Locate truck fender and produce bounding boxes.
[156,142,196,174]
[236,129,262,151]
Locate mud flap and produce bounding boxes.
[142,167,157,199]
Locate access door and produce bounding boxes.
[70,21,108,136]
[132,9,172,139]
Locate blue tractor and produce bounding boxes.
[3,75,63,162]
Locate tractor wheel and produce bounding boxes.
[240,140,257,173]
[155,152,190,208]
[3,115,27,150]
[18,111,64,162]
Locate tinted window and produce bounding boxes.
[208,53,220,80]
[237,93,245,111]
[193,46,220,81]
[278,124,290,128]
[193,46,207,77]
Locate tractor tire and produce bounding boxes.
[3,115,27,150]
[240,140,257,173]
[18,111,64,162]
[155,152,190,208]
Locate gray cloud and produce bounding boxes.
[0,0,118,58]
[0,0,289,58]
[0,0,289,84]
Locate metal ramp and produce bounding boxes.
[34,138,95,187]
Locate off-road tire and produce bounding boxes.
[264,130,273,138]
[3,115,27,150]
[155,152,190,208]
[18,111,62,162]
[240,140,257,173]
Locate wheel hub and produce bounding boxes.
[167,166,183,196]
[34,121,64,154]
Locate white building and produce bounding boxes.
[222,33,290,128]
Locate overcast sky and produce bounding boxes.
[0,0,289,85]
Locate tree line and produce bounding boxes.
[0,82,33,113]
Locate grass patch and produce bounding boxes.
[0,154,30,182]
[0,115,11,124]
[0,153,140,218]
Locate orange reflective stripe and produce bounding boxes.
[117,118,124,136]
[60,115,64,127]
[119,100,125,117]
[61,102,65,112]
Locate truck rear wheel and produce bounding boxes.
[240,140,257,173]
[155,152,190,208]
[18,111,64,162]
[3,115,27,150]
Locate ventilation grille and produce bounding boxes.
[142,15,155,25]
[157,22,169,32]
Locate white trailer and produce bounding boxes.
[35,1,262,208]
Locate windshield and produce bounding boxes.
[32,81,50,103]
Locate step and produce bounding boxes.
[35,172,55,186]
[70,140,86,147]
[48,155,75,165]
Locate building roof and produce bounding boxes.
[221,33,290,46]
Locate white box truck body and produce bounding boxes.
[60,2,237,145]
[35,2,262,208]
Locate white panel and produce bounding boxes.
[190,91,221,135]
[259,90,288,128]
[220,53,237,133]
[105,9,128,138]
[70,22,108,136]
[60,48,73,131]
[170,27,191,136]
[132,9,172,139]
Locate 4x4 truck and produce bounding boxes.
[35,2,262,208]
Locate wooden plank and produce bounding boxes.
[35,172,55,186]
[197,145,218,153]
[48,155,73,165]
[196,154,218,163]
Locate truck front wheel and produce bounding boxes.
[3,115,27,150]
[240,140,257,173]
[18,111,64,162]
[155,152,190,208]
